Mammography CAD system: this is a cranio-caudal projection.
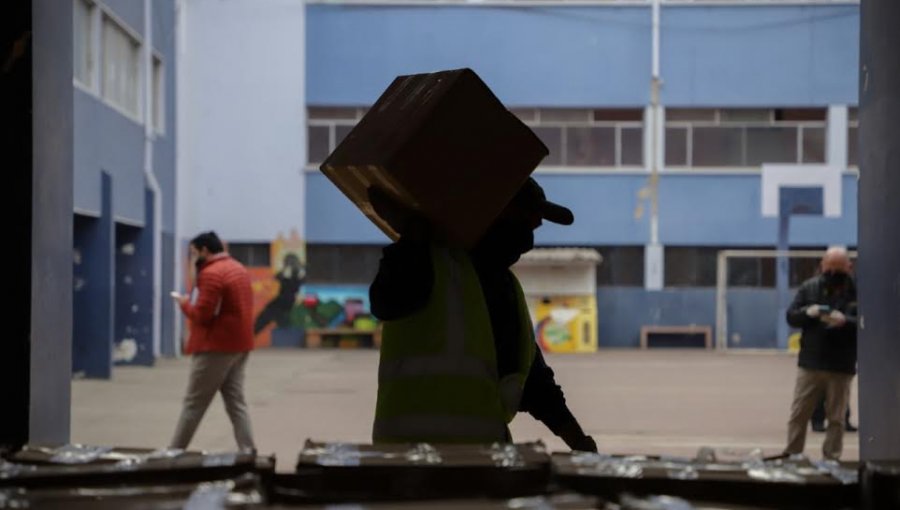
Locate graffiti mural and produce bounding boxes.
[292,285,379,348]
[246,230,378,348]
[531,295,598,353]
[249,230,306,347]
[182,230,378,349]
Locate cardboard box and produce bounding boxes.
[321,68,548,249]
[552,452,859,509]
[1,444,273,489]
[273,440,552,503]
[0,474,263,509]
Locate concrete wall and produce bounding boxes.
[31,0,74,444]
[180,0,306,242]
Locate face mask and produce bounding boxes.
[822,270,848,287]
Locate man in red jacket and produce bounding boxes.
[170,231,256,451]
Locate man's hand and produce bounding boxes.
[170,291,188,306]
[805,305,824,318]
[558,422,598,453]
[825,310,847,328]
[568,434,598,453]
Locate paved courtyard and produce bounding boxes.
[71,349,859,471]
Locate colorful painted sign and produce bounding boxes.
[531,295,598,353]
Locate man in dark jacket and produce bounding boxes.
[369,178,597,451]
[784,247,857,460]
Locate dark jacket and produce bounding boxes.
[369,238,581,438]
[786,275,857,374]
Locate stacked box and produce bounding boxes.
[1,444,273,489]
[552,452,859,509]
[271,440,552,503]
[321,68,548,249]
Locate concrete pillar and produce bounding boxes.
[30,0,74,444]
[1,0,76,446]
[858,0,900,460]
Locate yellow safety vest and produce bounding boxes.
[373,245,536,444]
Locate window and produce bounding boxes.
[152,56,164,134]
[307,126,331,166]
[307,107,364,166]
[306,244,385,284]
[665,247,720,287]
[595,246,644,287]
[73,0,95,88]
[728,252,829,288]
[305,107,645,169]
[534,108,644,168]
[102,15,141,118]
[665,247,840,288]
[848,107,859,167]
[228,243,271,268]
[665,108,827,168]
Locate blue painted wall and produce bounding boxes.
[307,4,858,107]
[725,288,781,349]
[73,1,178,363]
[73,0,177,230]
[307,5,651,107]
[73,175,114,379]
[597,286,801,349]
[658,173,857,246]
[597,287,716,348]
[153,0,178,234]
[661,5,859,106]
[73,89,146,222]
[113,190,156,367]
[307,171,858,247]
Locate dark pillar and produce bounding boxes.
[858,0,900,460]
[2,0,33,451]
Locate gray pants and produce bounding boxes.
[785,367,853,460]
[170,352,255,451]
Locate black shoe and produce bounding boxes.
[811,422,826,433]
[845,423,858,432]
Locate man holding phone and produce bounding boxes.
[783,247,858,460]
[169,232,256,451]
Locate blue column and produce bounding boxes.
[73,173,115,379]
[775,211,791,351]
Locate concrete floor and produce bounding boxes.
[71,349,859,471]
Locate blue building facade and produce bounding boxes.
[303,1,860,349]
[72,0,178,377]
